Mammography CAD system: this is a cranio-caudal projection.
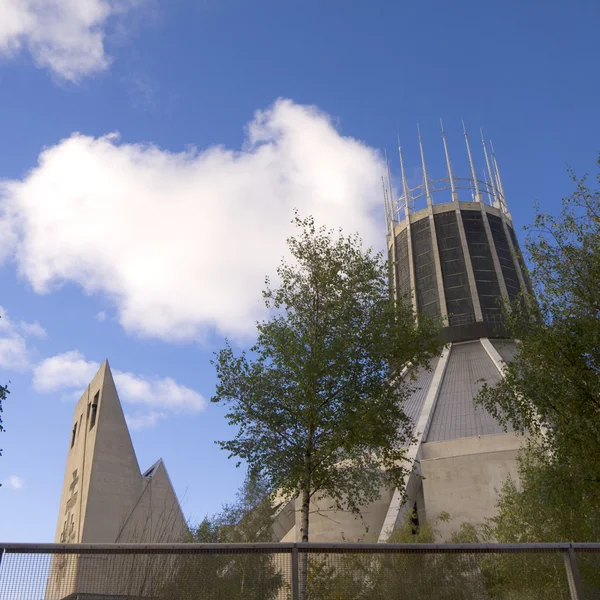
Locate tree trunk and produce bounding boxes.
[298,434,312,600]
[300,485,310,543]
[298,485,310,600]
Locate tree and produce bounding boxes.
[470,158,600,597]
[485,448,600,543]
[305,511,482,599]
[194,473,278,544]
[156,474,284,600]
[476,158,600,530]
[212,214,441,595]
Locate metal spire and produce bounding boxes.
[397,136,410,219]
[385,149,395,225]
[482,168,490,200]
[480,128,499,209]
[489,140,501,190]
[440,119,458,202]
[462,121,482,203]
[417,124,433,207]
[382,151,395,233]
[490,141,507,212]
[382,176,391,234]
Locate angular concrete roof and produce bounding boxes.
[425,340,507,442]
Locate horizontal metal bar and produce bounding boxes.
[1,542,599,555]
[570,542,600,551]
[296,542,575,554]
[0,542,296,554]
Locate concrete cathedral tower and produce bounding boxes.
[47,360,187,599]
[273,124,529,543]
[376,123,532,540]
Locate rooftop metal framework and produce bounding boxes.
[383,122,510,231]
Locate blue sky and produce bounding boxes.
[0,0,598,542]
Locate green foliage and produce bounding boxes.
[301,507,600,600]
[194,474,278,544]
[453,512,582,600]
[449,450,600,599]
[212,214,442,547]
[156,475,285,599]
[469,159,600,598]
[491,448,600,543]
[476,158,600,540]
[304,511,482,600]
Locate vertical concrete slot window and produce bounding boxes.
[411,502,420,535]
[89,391,99,430]
[70,422,77,448]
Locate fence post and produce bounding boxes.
[291,545,299,600]
[563,546,584,600]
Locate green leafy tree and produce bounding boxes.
[452,526,575,600]
[305,512,482,600]
[212,215,441,539]
[480,455,599,599]
[486,448,600,544]
[212,214,441,596]
[477,158,600,492]
[156,474,285,599]
[471,158,600,597]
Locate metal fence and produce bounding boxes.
[0,542,599,600]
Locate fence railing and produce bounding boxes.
[1,542,599,600]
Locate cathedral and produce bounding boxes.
[50,124,528,564]
[272,125,529,542]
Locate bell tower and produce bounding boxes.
[47,360,187,599]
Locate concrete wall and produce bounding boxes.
[46,361,187,600]
[420,432,521,539]
[81,362,143,543]
[275,487,395,543]
[117,461,188,544]
[47,362,128,600]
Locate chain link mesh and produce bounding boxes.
[303,548,575,600]
[0,548,292,600]
[0,544,597,600]
[573,548,600,600]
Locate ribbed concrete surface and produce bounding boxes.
[402,356,440,436]
[425,340,505,442]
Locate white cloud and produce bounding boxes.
[0,100,384,343]
[0,336,31,371]
[32,350,98,392]
[33,351,205,417]
[95,311,107,322]
[19,320,47,338]
[0,306,45,370]
[125,410,166,431]
[0,0,146,81]
[114,371,205,411]
[6,475,24,489]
